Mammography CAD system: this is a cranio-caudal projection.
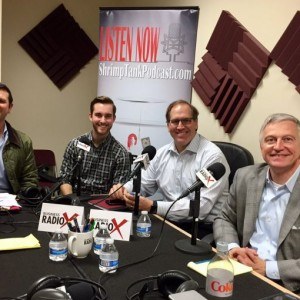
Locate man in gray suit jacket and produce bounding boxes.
[214,113,300,293]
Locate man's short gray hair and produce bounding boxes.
[259,113,300,144]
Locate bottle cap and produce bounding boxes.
[141,211,148,215]
[216,241,228,252]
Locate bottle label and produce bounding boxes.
[94,242,104,250]
[136,225,152,233]
[206,268,234,297]
[100,259,118,268]
[49,248,68,256]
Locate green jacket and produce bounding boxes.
[3,121,38,194]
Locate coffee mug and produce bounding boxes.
[68,226,93,258]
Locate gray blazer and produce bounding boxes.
[214,163,300,292]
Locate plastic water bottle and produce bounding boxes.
[206,241,234,297]
[136,211,152,237]
[49,229,68,262]
[94,223,110,255]
[99,238,119,273]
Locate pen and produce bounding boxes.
[83,220,90,232]
[67,222,74,231]
[89,218,95,231]
[73,217,81,232]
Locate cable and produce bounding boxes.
[98,199,180,285]
[0,209,39,233]
[126,275,158,300]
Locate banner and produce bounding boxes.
[98,8,199,154]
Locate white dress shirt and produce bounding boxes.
[125,134,230,222]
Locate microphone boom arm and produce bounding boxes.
[191,186,200,245]
[133,168,141,216]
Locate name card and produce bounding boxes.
[38,203,84,234]
[89,209,132,241]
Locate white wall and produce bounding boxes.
[2,0,300,168]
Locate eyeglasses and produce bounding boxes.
[168,118,194,126]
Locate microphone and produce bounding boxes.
[129,145,156,179]
[76,136,91,162]
[177,162,226,200]
[37,138,92,207]
[67,282,97,300]
[75,136,91,197]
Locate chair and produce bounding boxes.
[33,149,58,188]
[212,141,254,186]
[129,152,137,166]
[201,141,254,245]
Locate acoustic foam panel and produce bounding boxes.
[192,10,271,133]
[270,11,300,93]
[18,4,98,89]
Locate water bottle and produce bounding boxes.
[99,238,119,273]
[49,229,68,262]
[136,211,152,237]
[206,241,234,297]
[94,223,110,255]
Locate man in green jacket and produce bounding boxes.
[0,83,38,194]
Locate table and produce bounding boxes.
[0,208,79,298]
[69,207,297,300]
[0,204,298,300]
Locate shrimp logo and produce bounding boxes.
[127,133,137,150]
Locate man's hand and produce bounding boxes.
[109,183,125,199]
[123,190,153,211]
[60,183,73,196]
[230,247,266,276]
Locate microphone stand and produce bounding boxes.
[35,159,84,212]
[76,157,83,197]
[191,188,200,245]
[34,177,66,213]
[133,167,141,218]
[174,186,212,255]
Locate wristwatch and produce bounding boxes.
[149,201,157,214]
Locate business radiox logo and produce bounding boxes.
[94,217,128,240]
[41,211,79,229]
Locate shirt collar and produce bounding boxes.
[3,123,8,137]
[169,133,200,154]
[89,131,112,148]
[266,165,300,192]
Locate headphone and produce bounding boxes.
[18,186,50,205]
[126,270,199,299]
[26,275,107,300]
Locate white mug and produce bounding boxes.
[68,227,93,258]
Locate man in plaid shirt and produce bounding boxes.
[60,96,131,195]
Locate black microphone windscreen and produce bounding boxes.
[67,282,96,300]
[79,136,91,145]
[207,162,226,180]
[142,145,156,160]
